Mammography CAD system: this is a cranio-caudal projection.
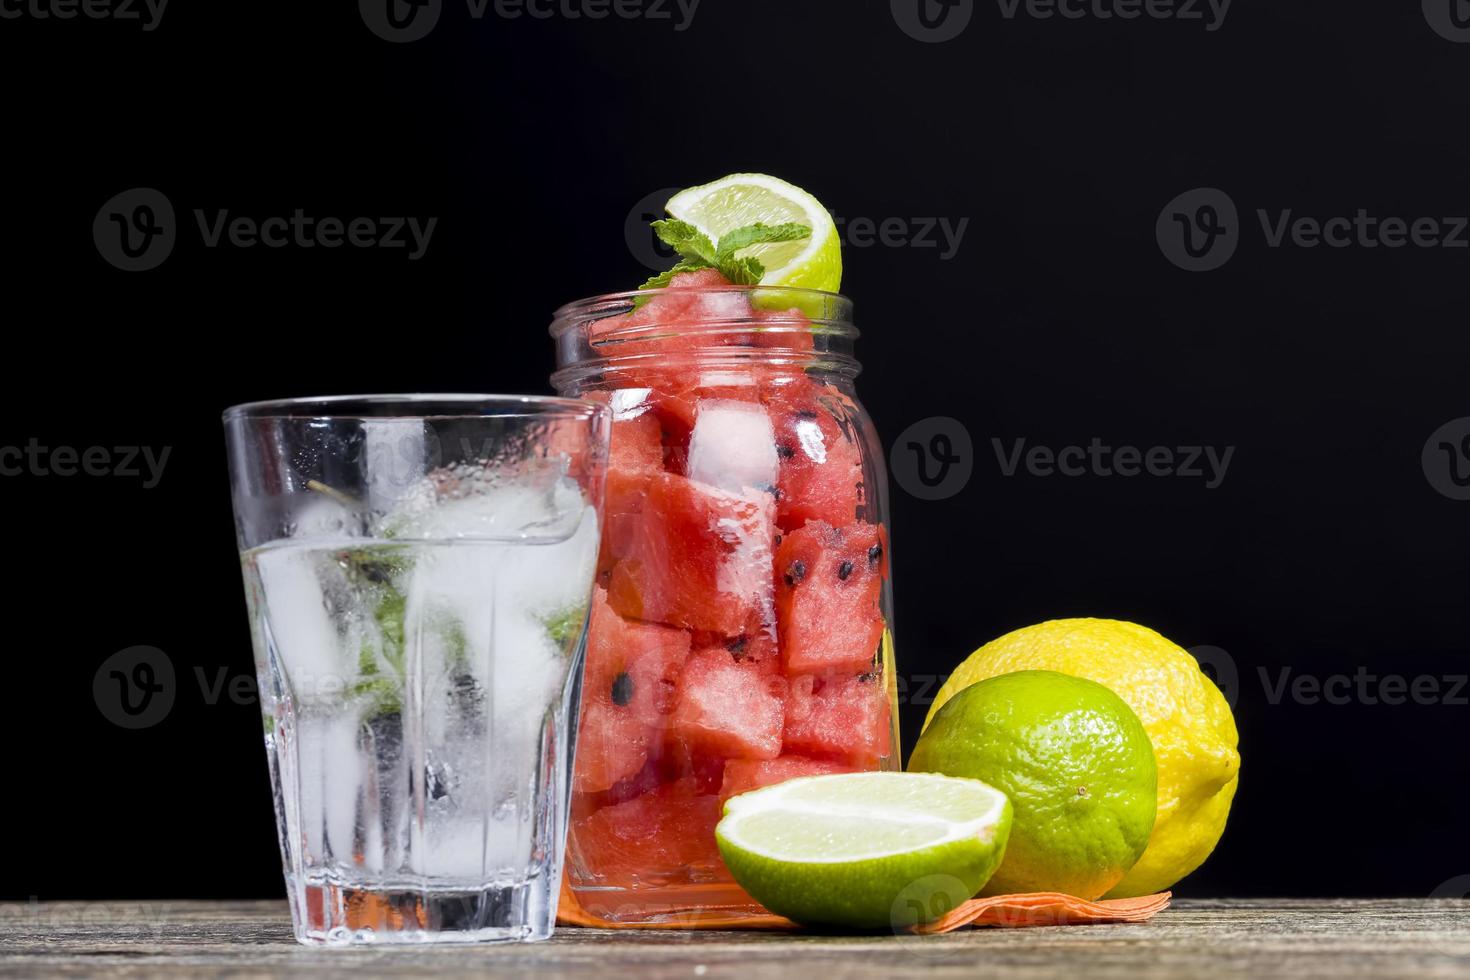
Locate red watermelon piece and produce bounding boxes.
[689,625,780,673]
[671,649,785,760]
[574,588,690,793]
[783,673,893,766]
[609,410,664,472]
[775,520,885,675]
[604,471,776,636]
[764,377,865,531]
[750,306,817,352]
[589,270,770,391]
[718,756,857,805]
[568,777,723,881]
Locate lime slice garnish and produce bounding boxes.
[666,173,842,293]
[715,771,1012,929]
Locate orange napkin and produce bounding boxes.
[557,880,1170,933]
[913,890,1171,933]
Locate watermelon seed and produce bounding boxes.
[726,637,749,661]
[795,409,819,420]
[611,672,634,706]
[867,543,883,568]
[776,443,795,459]
[837,560,854,581]
[784,560,808,587]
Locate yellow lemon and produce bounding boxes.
[922,619,1239,897]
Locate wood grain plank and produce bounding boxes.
[0,899,1466,979]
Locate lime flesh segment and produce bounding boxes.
[716,772,1012,928]
[665,173,842,293]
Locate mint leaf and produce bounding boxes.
[721,256,766,286]
[542,603,590,651]
[715,222,810,263]
[639,259,705,291]
[652,219,718,267]
[636,219,810,292]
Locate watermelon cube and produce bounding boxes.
[692,626,780,672]
[764,377,864,531]
[574,588,690,794]
[604,470,775,636]
[589,269,771,394]
[783,673,893,766]
[574,700,658,797]
[718,756,856,805]
[751,306,817,353]
[775,520,885,675]
[671,649,785,760]
[610,410,665,472]
[569,777,723,881]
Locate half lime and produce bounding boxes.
[665,173,842,293]
[715,771,1011,929]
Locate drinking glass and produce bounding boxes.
[223,395,609,945]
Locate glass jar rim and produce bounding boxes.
[222,393,604,422]
[548,284,856,340]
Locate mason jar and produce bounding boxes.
[550,277,899,925]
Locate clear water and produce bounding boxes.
[241,485,598,945]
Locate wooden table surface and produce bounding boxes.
[1,899,1467,978]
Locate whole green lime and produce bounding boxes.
[908,670,1157,900]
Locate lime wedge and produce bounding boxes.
[715,771,1012,929]
[665,173,842,293]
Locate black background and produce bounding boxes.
[2,1,1467,901]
